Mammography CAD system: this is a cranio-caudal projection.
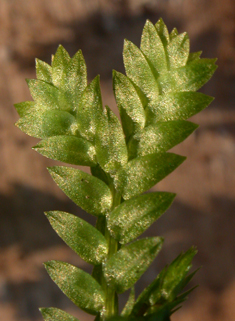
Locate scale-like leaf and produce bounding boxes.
[146,92,213,124]
[96,106,128,173]
[27,79,64,110]
[114,153,186,200]
[52,45,70,88]
[34,136,96,166]
[131,269,163,316]
[16,110,76,139]
[14,19,216,321]
[113,71,146,140]
[169,27,178,41]
[14,101,36,117]
[149,247,197,305]
[123,39,159,101]
[155,18,169,47]
[132,249,197,317]
[167,32,189,69]
[121,287,135,317]
[40,307,80,321]
[187,51,202,63]
[45,211,108,265]
[48,166,112,216]
[107,192,175,244]
[158,58,217,94]
[36,59,53,83]
[128,121,198,159]
[140,20,168,74]
[45,261,105,315]
[104,237,163,293]
[67,50,87,102]
[76,76,103,143]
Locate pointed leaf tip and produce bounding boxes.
[40,307,80,321]
[47,166,112,216]
[115,153,186,200]
[104,237,163,293]
[45,211,108,265]
[108,192,176,244]
[44,260,105,314]
[34,136,97,166]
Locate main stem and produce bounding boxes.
[102,186,121,320]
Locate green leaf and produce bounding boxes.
[176,268,199,294]
[114,153,186,200]
[44,261,105,315]
[167,32,189,69]
[155,18,170,47]
[45,211,108,265]
[123,40,159,101]
[145,306,171,321]
[14,101,36,117]
[158,58,217,93]
[121,287,135,317]
[132,249,198,317]
[104,237,163,293]
[146,92,214,124]
[169,28,178,41]
[27,79,61,110]
[113,71,146,140]
[48,166,112,216]
[16,110,76,139]
[76,76,103,142]
[140,20,168,74]
[96,106,128,173]
[131,270,163,316]
[34,136,96,166]
[107,192,175,244]
[67,50,87,102]
[128,121,198,159]
[36,59,52,83]
[40,307,80,321]
[28,79,74,114]
[52,45,70,88]
[187,51,202,63]
[149,247,197,305]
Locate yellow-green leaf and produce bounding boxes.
[48,166,112,216]
[45,261,105,315]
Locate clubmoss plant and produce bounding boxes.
[14,19,217,321]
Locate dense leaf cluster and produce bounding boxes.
[15,19,216,321]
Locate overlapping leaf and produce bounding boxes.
[114,153,186,200]
[113,71,146,141]
[131,248,197,317]
[128,120,198,159]
[107,192,175,244]
[48,166,112,216]
[45,211,108,265]
[14,18,216,321]
[114,19,217,155]
[40,307,80,321]
[34,136,97,166]
[121,287,135,317]
[96,106,128,173]
[45,261,105,315]
[104,237,163,293]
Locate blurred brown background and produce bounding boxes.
[0,0,235,320]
